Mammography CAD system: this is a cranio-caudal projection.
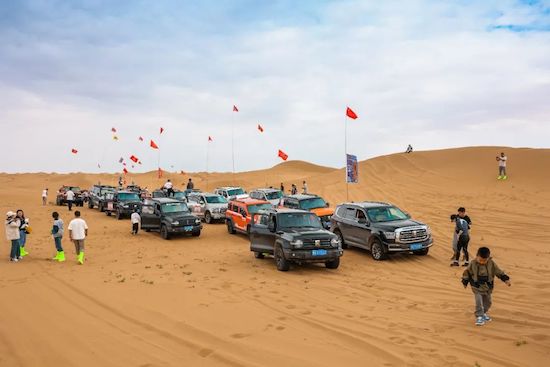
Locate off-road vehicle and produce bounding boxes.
[214,187,248,200]
[56,186,84,207]
[249,188,283,206]
[104,190,143,220]
[141,198,202,239]
[186,192,228,223]
[88,185,116,209]
[226,198,273,235]
[281,194,333,229]
[249,208,343,271]
[330,202,433,260]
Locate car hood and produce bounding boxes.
[119,201,142,205]
[282,227,335,239]
[309,207,334,217]
[207,203,228,209]
[373,219,426,231]
[166,213,198,221]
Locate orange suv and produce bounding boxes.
[281,194,334,229]
[226,198,273,235]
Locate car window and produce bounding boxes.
[344,207,356,220]
[142,205,154,215]
[299,197,327,210]
[367,206,409,223]
[247,203,273,214]
[161,202,190,213]
[239,208,247,217]
[228,188,245,196]
[278,213,323,229]
[258,214,269,226]
[265,191,282,200]
[356,210,367,221]
[205,195,227,204]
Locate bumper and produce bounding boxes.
[284,248,343,262]
[384,238,433,252]
[168,224,202,233]
[210,212,226,220]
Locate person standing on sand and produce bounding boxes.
[450,214,459,260]
[496,152,508,180]
[65,188,75,211]
[302,181,308,194]
[452,207,470,267]
[5,211,21,262]
[16,210,30,257]
[280,183,285,193]
[462,247,511,326]
[291,184,298,195]
[68,211,88,265]
[42,188,48,206]
[51,211,65,262]
[131,208,141,235]
[186,178,194,190]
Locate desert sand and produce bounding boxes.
[0,146,549,367]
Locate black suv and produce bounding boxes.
[249,208,343,271]
[330,202,433,260]
[141,198,202,239]
[104,191,143,219]
[88,185,116,210]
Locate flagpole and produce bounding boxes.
[206,139,210,192]
[345,114,349,202]
[231,111,235,185]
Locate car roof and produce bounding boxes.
[116,190,138,194]
[258,208,311,215]
[231,198,270,205]
[189,192,219,197]
[284,194,321,200]
[149,198,182,204]
[252,188,280,193]
[216,187,242,190]
[344,201,392,209]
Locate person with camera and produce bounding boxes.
[5,211,21,262]
[496,152,508,180]
[16,209,30,257]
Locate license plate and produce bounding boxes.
[312,249,328,256]
[410,243,423,251]
[184,226,193,231]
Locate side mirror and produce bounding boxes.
[199,200,205,205]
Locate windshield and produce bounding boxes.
[265,191,283,200]
[118,193,140,201]
[367,207,409,223]
[278,213,322,229]
[161,202,190,213]
[206,196,227,204]
[101,188,115,194]
[68,187,81,192]
[173,192,186,199]
[228,188,245,196]
[299,197,327,210]
[248,203,273,214]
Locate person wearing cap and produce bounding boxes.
[5,212,21,262]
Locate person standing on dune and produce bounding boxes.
[5,211,21,262]
[302,181,308,194]
[496,152,508,180]
[16,210,30,257]
[452,207,470,266]
[186,178,194,190]
[68,211,88,265]
[51,211,65,262]
[42,188,48,206]
[291,184,298,195]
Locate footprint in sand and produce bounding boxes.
[198,348,214,357]
[276,326,286,331]
[231,333,251,339]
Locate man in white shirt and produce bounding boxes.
[68,211,88,265]
[163,179,174,197]
[496,152,508,180]
[65,189,75,211]
[302,180,308,194]
[131,209,141,235]
[42,188,48,206]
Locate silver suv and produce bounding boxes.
[187,192,228,223]
[213,187,248,201]
[249,188,283,207]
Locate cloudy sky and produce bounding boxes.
[1,0,549,173]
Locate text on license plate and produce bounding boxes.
[184,226,193,231]
[312,249,328,256]
[410,243,423,251]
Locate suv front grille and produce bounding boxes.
[302,239,332,248]
[397,228,428,243]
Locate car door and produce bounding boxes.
[235,206,247,231]
[250,213,275,253]
[140,204,156,229]
[351,208,371,250]
[339,206,358,245]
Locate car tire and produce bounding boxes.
[370,240,388,261]
[334,230,347,249]
[275,244,290,272]
[192,230,201,237]
[413,248,429,256]
[254,252,265,259]
[205,211,212,224]
[227,220,236,234]
[160,225,170,240]
[325,257,340,269]
[106,211,111,216]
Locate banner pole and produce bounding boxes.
[345,115,349,202]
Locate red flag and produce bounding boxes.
[157,167,163,179]
[278,149,288,161]
[130,155,139,163]
[233,105,239,112]
[111,127,117,133]
[123,168,128,174]
[71,148,78,154]
[208,136,213,142]
[150,140,159,149]
[258,124,264,133]
[160,127,164,134]
[346,107,358,119]
[138,136,144,142]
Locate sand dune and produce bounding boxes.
[0,147,549,367]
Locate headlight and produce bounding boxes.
[426,226,432,237]
[172,221,179,225]
[123,205,129,208]
[195,219,201,224]
[383,232,396,240]
[290,239,303,248]
[330,238,340,247]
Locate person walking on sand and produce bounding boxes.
[68,211,88,265]
[290,184,298,195]
[302,181,308,194]
[65,188,75,211]
[462,247,511,326]
[451,207,470,267]
[42,188,48,206]
[131,208,141,235]
[280,183,285,193]
[5,211,21,262]
[51,211,65,262]
[186,178,194,190]
[450,214,459,260]
[16,210,30,257]
[496,152,508,180]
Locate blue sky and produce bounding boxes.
[1,0,549,173]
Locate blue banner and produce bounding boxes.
[346,154,358,183]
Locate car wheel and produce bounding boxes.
[274,244,290,271]
[334,230,347,249]
[413,248,429,256]
[106,211,112,216]
[370,240,388,261]
[160,225,170,240]
[205,211,212,224]
[227,220,236,234]
[192,230,201,237]
[325,257,340,269]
